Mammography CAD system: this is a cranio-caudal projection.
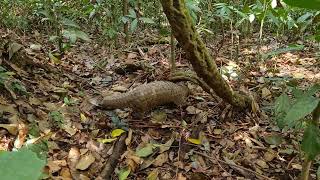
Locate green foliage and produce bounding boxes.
[283,0,320,10]
[118,167,131,180]
[122,8,155,32]
[49,111,64,127]
[0,66,14,86]
[37,1,90,54]
[301,123,320,159]
[262,44,304,59]
[135,143,154,157]
[0,148,46,180]
[275,84,320,160]
[275,84,320,128]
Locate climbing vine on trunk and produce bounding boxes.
[160,0,251,109]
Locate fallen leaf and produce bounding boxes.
[30,44,42,51]
[118,167,131,180]
[0,124,18,135]
[213,129,222,135]
[68,147,80,170]
[127,52,138,59]
[264,150,276,162]
[147,168,159,180]
[125,129,133,146]
[60,167,72,179]
[177,173,187,180]
[97,138,117,143]
[292,163,302,170]
[186,106,202,114]
[187,138,201,145]
[80,113,88,123]
[255,159,269,169]
[79,174,90,180]
[8,42,23,60]
[112,85,128,92]
[136,143,154,157]
[111,129,126,138]
[264,134,283,146]
[75,153,95,170]
[153,152,168,167]
[159,137,174,153]
[150,111,167,123]
[261,87,272,99]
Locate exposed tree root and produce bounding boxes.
[101,134,127,180]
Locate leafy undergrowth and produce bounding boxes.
[0,28,319,180]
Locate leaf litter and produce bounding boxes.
[0,28,319,179]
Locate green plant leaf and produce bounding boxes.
[61,18,80,29]
[302,123,320,160]
[130,19,138,32]
[297,12,313,23]
[284,97,320,127]
[62,30,77,44]
[0,148,46,180]
[135,143,154,157]
[303,84,320,98]
[262,44,304,59]
[74,30,90,41]
[121,16,130,23]
[118,167,130,180]
[49,35,59,42]
[140,17,154,24]
[128,9,136,18]
[283,0,320,10]
[274,93,291,128]
[8,42,23,60]
[317,166,320,179]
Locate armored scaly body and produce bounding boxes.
[101,81,189,114]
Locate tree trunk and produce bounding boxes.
[160,0,251,108]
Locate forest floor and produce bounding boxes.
[0,28,319,180]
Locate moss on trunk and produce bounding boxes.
[160,0,251,108]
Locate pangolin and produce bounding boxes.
[101,81,189,115]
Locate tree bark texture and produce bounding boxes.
[160,0,251,108]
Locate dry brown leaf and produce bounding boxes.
[147,168,159,180]
[153,152,168,167]
[47,160,67,174]
[76,153,95,170]
[127,52,138,59]
[125,129,133,146]
[0,124,18,135]
[60,167,72,179]
[261,87,272,99]
[255,159,269,169]
[177,173,187,180]
[68,147,81,169]
[186,106,202,114]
